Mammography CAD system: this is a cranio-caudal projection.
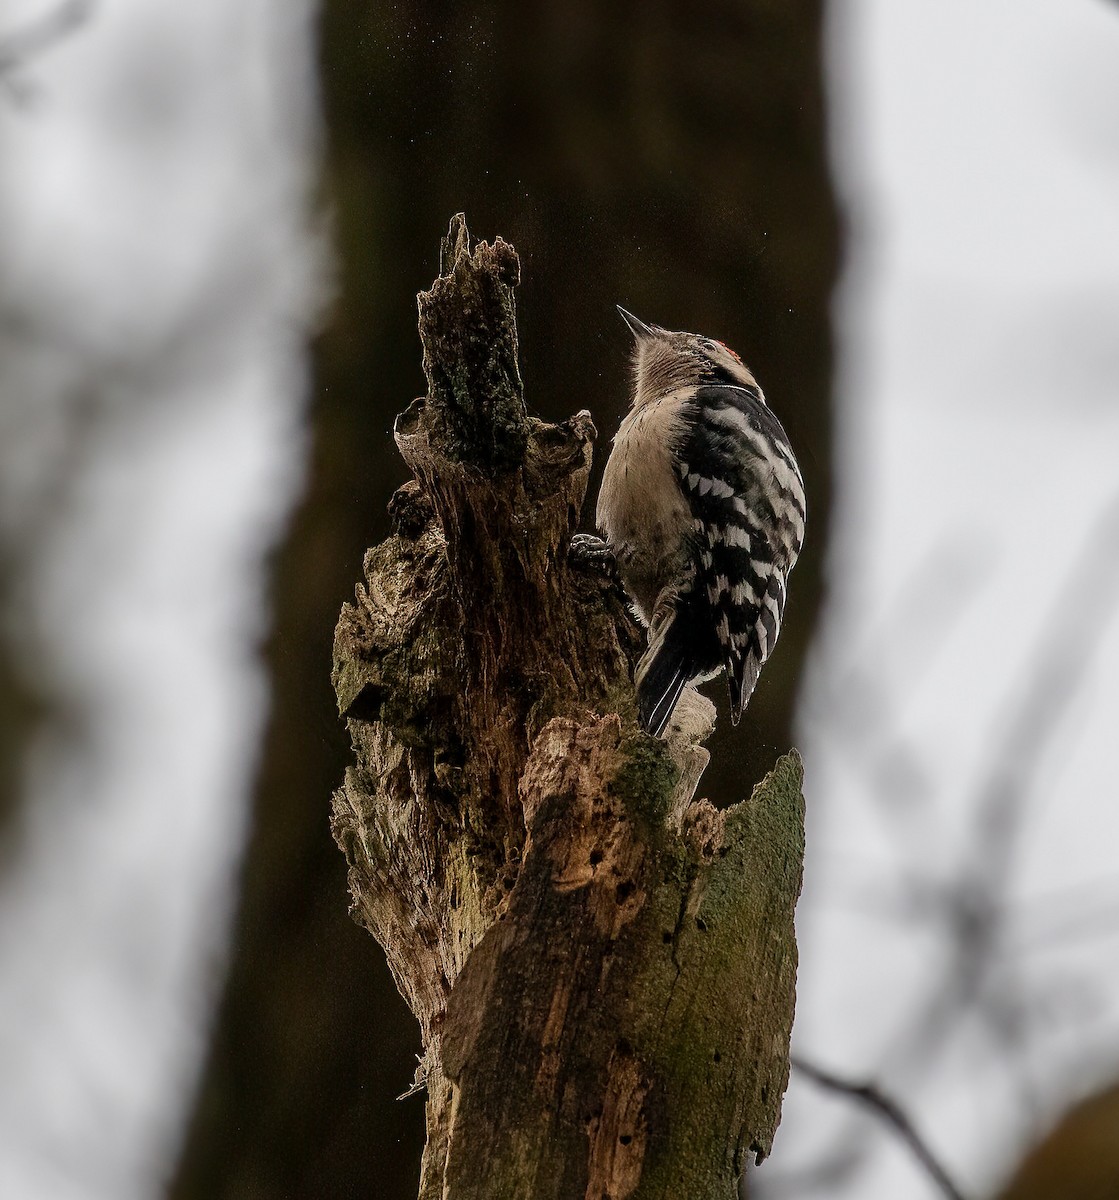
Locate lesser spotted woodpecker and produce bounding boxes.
[595,308,805,737]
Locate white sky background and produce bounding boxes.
[772,2,1119,1198]
[0,1,319,1197]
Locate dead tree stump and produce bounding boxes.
[331,214,806,1199]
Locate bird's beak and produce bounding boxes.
[616,306,654,340]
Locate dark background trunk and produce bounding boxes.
[169,3,838,1197]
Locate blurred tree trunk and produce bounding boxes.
[995,1083,1119,1200]
[170,3,837,1198]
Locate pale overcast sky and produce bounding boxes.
[779,2,1119,1197]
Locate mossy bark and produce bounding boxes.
[332,215,805,1199]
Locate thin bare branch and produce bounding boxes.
[791,1056,966,1200]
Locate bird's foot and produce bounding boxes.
[569,533,617,574]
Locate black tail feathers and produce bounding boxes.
[727,650,762,727]
[636,632,693,738]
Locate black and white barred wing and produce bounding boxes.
[680,385,806,724]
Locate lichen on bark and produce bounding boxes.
[331,214,806,1199]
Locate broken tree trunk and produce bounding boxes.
[331,214,806,1200]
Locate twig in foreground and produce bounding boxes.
[792,1055,966,1200]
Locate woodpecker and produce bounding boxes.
[593,308,805,737]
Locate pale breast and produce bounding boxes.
[596,389,693,623]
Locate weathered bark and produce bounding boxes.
[332,215,805,1199]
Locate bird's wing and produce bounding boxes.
[677,385,805,724]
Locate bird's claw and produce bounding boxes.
[569,533,617,575]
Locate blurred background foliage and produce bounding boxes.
[170,2,837,1197]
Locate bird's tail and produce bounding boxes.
[636,619,693,738]
[727,649,762,726]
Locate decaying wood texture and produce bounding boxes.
[331,214,806,1199]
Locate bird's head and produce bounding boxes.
[617,307,761,404]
